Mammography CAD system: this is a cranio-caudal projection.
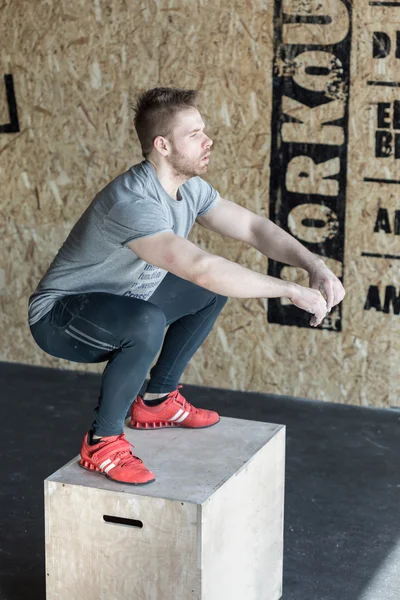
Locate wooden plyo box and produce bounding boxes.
[44,417,285,600]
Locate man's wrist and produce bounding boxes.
[283,281,297,300]
[302,254,326,274]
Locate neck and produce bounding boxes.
[146,158,187,200]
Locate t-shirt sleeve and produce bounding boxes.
[196,178,221,217]
[102,195,173,247]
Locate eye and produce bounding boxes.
[190,132,198,137]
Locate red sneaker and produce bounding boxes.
[129,385,220,430]
[79,430,156,485]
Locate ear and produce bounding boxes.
[153,135,169,156]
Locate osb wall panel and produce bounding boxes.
[1,0,399,408]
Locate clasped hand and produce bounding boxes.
[308,262,346,313]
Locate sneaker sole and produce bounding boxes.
[78,458,156,486]
[128,417,221,430]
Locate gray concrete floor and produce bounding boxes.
[0,360,399,600]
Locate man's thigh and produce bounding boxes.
[148,272,217,325]
[30,292,151,363]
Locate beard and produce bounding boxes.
[166,146,208,179]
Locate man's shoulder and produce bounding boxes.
[182,176,218,204]
[184,175,202,186]
[182,175,208,194]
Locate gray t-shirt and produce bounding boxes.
[28,160,220,326]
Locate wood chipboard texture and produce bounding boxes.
[1,0,399,407]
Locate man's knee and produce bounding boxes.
[214,293,228,310]
[219,294,228,305]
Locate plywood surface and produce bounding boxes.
[1,0,399,408]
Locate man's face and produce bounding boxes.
[164,108,213,177]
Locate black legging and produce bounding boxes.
[29,272,228,436]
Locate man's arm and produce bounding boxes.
[197,196,320,269]
[128,230,328,326]
[196,197,345,312]
[250,217,345,311]
[250,216,324,273]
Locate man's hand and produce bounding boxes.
[307,260,346,312]
[288,283,328,327]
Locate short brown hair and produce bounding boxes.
[133,87,198,158]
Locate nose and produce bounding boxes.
[205,136,213,149]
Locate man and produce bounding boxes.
[28,87,345,486]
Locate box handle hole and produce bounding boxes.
[103,515,143,528]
